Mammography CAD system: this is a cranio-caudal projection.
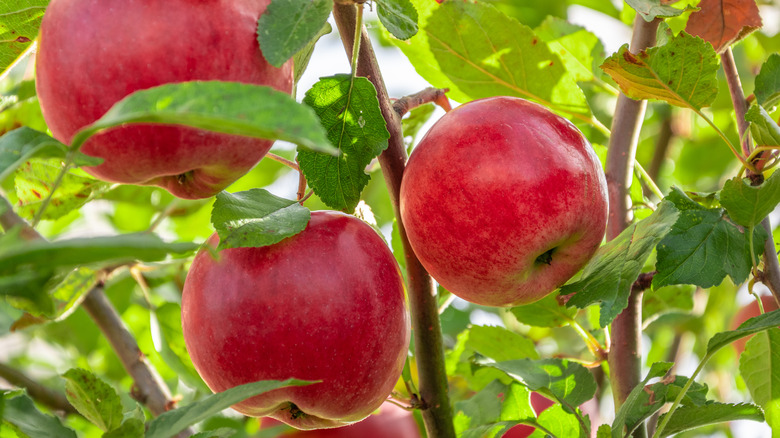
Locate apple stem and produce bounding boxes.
[332,5,456,437]
[605,14,660,438]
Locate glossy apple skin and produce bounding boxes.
[400,96,608,307]
[261,402,421,437]
[181,211,410,429]
[731,295,779,354]
[36,0,293,199]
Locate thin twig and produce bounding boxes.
[265,153,300,171]
[332,5,456,437]
[393,87,451,117]
[606,15,661,438]
[0,362,79,415]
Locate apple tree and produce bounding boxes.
[1,0,780,437]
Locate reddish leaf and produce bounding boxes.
[686,0,762,53]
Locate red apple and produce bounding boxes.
[400,96,608,307]
[261,402,421,437]
[36,0,293,199]
[731,295,779,354]
[181,211,410,429]
[502,392,555,438]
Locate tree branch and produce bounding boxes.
[331,5,455,437]
[720,48,780,306]
[0,362,78,416]
[0,194,191,435]
[605,15,660,438]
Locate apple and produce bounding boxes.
[181,211,411,429]
[261,402,421,437]
[731,295,779,354]
[502,392,555,438]
[400,96,608,307]
[36,0,293,199]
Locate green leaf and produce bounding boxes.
[71,81,336,156]
[485,358,597,410]
[0,1,46,75]
[0,233,198,275]
[746,103,780,148]
[739,327,780,434]
[62,368,123,432]
[393,0,592,120]
[530,404,587,438]
[562,200,679,327]
[45,266,99,320]
[625,0,696,22]
[656,402,764,437]
[400,103,435,149]
[292,22,332,85]
[189,428,237,438]
[0,127,101,183]
[708,309,780,354]
[466,325,539,362]
[256,0,332,68]
[600,32,719,109]
[755,53,780,108]
[534,16,605,83]
[101,419,144,438]
[299,75,390,212]
[653,188,766,289]
[511,293,577,328]
[721,171,780,228]
[211,189,311,250]
[151,303,209,392]
[642,284,695,321]
[2,391,78,438]
[145,379,313,438]
[376,0,419,40]
[14,158,110,221]
[596,424,612,438]
[611,362,673,437]
[453,380,536,438]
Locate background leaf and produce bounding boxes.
[755,53,780,108]
[747,104,780,147]
[511,293,577,328]
[0,1,46,75]
[2,391,78,438]
[739,327,780,434]
[485,358,597,410]
[14,158,110,221]
[453,380,535,438]
[656,402,764,437]
[686,0,762,53]
[62,368,123,432]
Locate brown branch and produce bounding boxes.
[81,288,175,416]
[393,87,451,118]
[606,15,660,438]
[0,362,78,416]
[0,194,192,435]
[331,5,455,437]
[720,48,780,306]
[648,106,674,182]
